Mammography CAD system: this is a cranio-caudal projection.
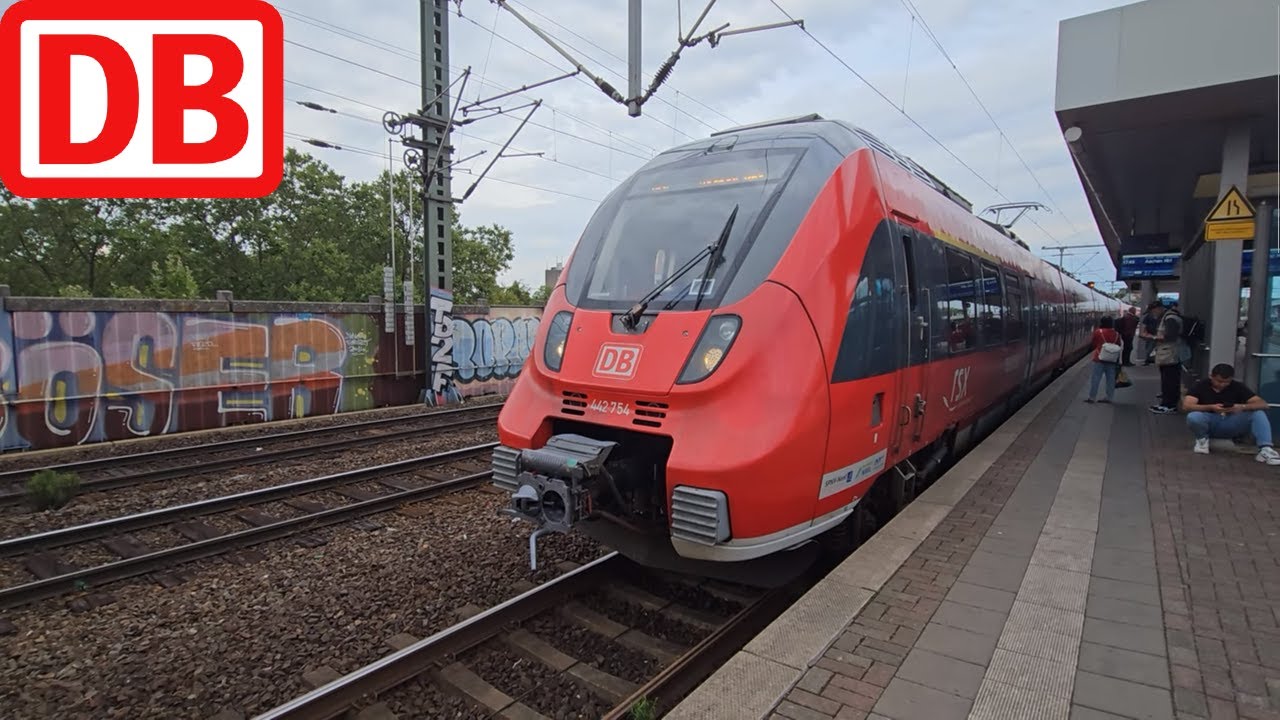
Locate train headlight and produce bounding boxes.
[677,314,740,385]
[543,311,572,372]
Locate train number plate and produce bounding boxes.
[588,400,632,416]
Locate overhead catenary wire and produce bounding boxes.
[275,3,664,156]
[767,0,1063,248]
[894,0,1082,238]
[282,131,602,202]
[285,79,652,162]
[506,0,738,126]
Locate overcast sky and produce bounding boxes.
[13,0,1135,293]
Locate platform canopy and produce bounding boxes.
[1054,0,1279,267]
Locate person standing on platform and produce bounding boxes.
[1116,307,1139,366]
[1138,302,1161,365]
[1150,303,1184,414]
[1086,317,1122,404]
[1183,363,1280,464]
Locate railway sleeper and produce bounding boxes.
[503,630,639,704]
[558,601,688,662]
[433,661,549,720]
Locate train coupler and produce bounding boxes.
[496,434,618,570]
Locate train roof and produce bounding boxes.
[686,115,1122,310]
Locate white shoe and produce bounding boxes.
[1194,438,1210,454]
[1256,446,1280,465]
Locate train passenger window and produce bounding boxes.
[944,248,976,353]
[979,262,1003,348]
[918,236,951,359]
[1004,272,1024,343]
[832,223,902,382]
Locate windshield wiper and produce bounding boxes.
[620,204,739,330]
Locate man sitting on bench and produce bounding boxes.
[1184,363,1280,465]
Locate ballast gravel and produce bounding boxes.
[0,488,603,719]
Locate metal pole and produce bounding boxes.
[1246,201,1273,389]
[419,0,455,401]
[628,0,642,116]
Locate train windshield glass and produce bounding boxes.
[565,138,840,311]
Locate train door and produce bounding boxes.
[1024,276,1037,384]
[896,228,930,451]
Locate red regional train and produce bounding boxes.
[492,114,1126,582]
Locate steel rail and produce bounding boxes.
[252,552,625,720]
[600,584,797,719]
[0,470,495,610]
[0,442,498,557]
[0,406,500,507]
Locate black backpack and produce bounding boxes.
[1179,314,1206,345]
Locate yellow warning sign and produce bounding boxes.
[1204,185,1256,241]
[1206,220,1256,241]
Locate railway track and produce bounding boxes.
[0,403,502,507]
[253,552,811,720]
[0,442,498,610]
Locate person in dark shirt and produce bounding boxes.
[1183,363,1280,464]
[1116,307,1139,366]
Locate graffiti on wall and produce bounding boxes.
[425,289,542,402]
[1,299,543,453]
[0,310,384,451]
[451,311,540,395]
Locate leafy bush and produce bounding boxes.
[26,470,80,511]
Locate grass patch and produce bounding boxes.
[629,697,658,720]
[26,469,80,510]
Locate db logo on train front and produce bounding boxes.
[0,0,284,199]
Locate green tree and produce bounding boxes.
[451,215,516,304]
[0,149,532,304]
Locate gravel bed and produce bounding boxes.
[468,644,610,720]
[581,592,708,647]
[0,396,506,472]
[0,426,497,540]
[527,614,659,684]
[0,489,603,719]
[0,559,27,589]
[44,543,117,575]
[378,676,489,719]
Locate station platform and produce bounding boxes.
[668,359,1280,720]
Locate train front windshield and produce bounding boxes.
[564,137,844,312]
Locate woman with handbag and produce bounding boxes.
[1087,316,1123,404]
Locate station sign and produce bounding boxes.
[1204,185,1256,241]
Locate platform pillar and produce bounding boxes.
[1207,124,1250,371]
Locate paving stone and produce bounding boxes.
[1086,594,1165,629]
[896,648,985,700]
[1005,599,1085,639]
[1073,670,1175,720]
[872,678,972,720]
[976,535,1036,559]
[930,600,1008,637]
[945,581,1017,614]
[957,559,1027,593]
[1082,617,1168,657]
[1088,578,1163,607]
[915,622,998,666]
[1069,704,1131,719]
[746,583,873,670]
[997,626,1080,665]
[1076,641,1171,689]
[665,652,801,720]
[969,679,1071,720]
[985,647,1076,699]
[1019,564,1091,613]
